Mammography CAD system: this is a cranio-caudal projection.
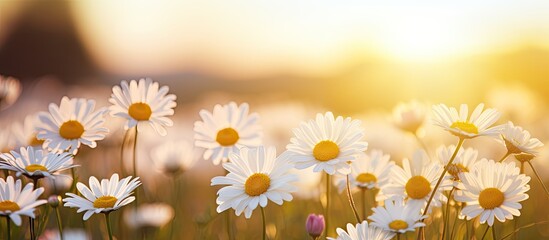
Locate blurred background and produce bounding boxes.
[1,1,549,239]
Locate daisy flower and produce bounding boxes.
[286,112,368,175]
[109,78,177,136]
[194,102,262,165]
[499,121,543,156]
[436,145,479,181]
[36,96,109,154]
[383,150,450,210]
[0,176,47,225]
[0,75,22,111]
[392,100,427,134]
[369,198,426,234]
[454,159,530,226]
[0,146,75,180]
[432,103,502,139]
[211,146,297,218]
[337,150,394,192]
[12,114,43,148]
[124,203,174,229]
[63,173,141,220]
[328,220,395,240]
[151,140,198,175]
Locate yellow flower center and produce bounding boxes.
[447,163,469,180]
[450,121,478,135]
[313,140,339,161]
[93,196,118,209]
[244,173,271,196]
[0,201,20,212]
[478,188,504,210]
[216,128,240,146]
[25,164,48,172]
[59,120,85,139]
[389,220,408,231]
[128,102,152,121]
[356,173,377,184]
[30,134,44,146]
[405,176,431,199]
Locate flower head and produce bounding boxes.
[369,198,426,234]
[432,103,502,139]
[500,121,543,155]
[337,150,394,192]
[455,159,530,226]
[211,146,297,218]
[12,114,44,148]
[194,102,262,165]
[0,75,22,110]
[328,220,395,240]
[63,173,141,220]
[306,214,325,238]
[0,146,76,179]
[392,100,428,134]
[0,176,47,225]
[109,78,177,136]
[436,145,479,181]
[37,97,109,154]
[151,140,198,175]
[286,112,367,175]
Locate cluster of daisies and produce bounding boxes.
[0,74,546,240]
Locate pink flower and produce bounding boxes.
[306,214,325,238]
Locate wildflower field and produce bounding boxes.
[1,2,549,240]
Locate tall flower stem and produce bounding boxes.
[498,151,511,163]
[6,216,11,240]
[169,175,180,240]
[260,206,267,240]
[105,213,113,240]
[132,127,139,206]
[325,173,331,237]
[480,225,490,240]
[54,206,64,240]
[442,187,455,240]
[120,129,131,176]
[526,160,549,199]
[361,188,367,221]
[418,137,464,240]
[491,224,496,240]
[29,178,39,240]
[345,174,361,223]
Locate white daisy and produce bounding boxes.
[454,159,530,226]
[0,146,76,179]
[499,121,543,155]
[369,198,426,234]
[286,112,368,175]
[383,150,450,210]
[392,100,428,134]
[0,75,22,111]
[432,103,502,139]
[211,146,297,218]
[0,176,47,225]
[36,96,109,154]
[337,150,394,192]
[327,220,395,240]
[109,78,177,136]
[12,114,44,148]
[194,102,262,165]
[124,203,174,229]
[436,145,479,181]
[63,173,141,220]
[151,140,198,175]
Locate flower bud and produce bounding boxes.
[305,214,324,238]
[48,195,62,208]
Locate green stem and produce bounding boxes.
[120,128,131,176]
[491,224,496,240]
[500,220,549,240]
[6,216,11,240]
[418,138,464,240]
[345,174,361,223]
[498,151,511,163]
[325,173,331,238]
[132,127,139,206]
[55,207,64,240]
[442,187,455,240]
[449,203,461,239]
[70,168,78,194]
[397,233,401,240]
[526,160,549,199]
[361,188,367,221]
[169,176,179,240]
[105,213,113,240]
[480,225,490,240]
[260,207,266,240]
[30,178,39,240]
